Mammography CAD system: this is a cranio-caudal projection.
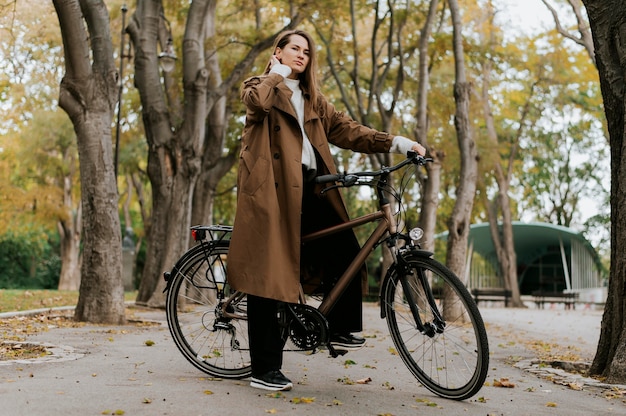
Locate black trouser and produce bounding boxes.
[301,177,363,334]
[247,287,363,376]
[247,170,363,375]
[247,294,286,376]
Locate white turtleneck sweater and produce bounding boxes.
[270,64,416,170]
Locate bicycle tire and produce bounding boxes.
[165,240,251,379]
[381,252,489,400]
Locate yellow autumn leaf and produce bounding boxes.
[291,397,315,404]
[204,390,214,395]
[145,340,155,346]
[265,409,277,414]
[546,402,558,407]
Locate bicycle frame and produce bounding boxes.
[218,154,431,324]
[164,153,489,399]
[303,175,444,339]
[302,205,393,316]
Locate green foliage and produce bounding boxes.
[0,228,61,289]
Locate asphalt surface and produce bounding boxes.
[1,302,625,416]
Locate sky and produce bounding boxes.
[496,0,555,34]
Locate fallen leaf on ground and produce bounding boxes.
[493,378,515,388]
[291,397,315,404]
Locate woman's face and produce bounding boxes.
[275,34,310,79]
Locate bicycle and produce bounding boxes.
[163,152,489,400]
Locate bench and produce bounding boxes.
[471,288,512,307]
[532,291,579,310]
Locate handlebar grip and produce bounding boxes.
[315,174,341,184]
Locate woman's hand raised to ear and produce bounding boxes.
[269,55,281,70]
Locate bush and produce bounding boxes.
[0,230,61,289]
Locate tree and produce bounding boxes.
[541,0,595,65]
[20,111,83,290]
[581,0,626,384]
[53,0,125,324]
[444,0,478,291]
[472,2,522,306]
[128,0,304,306]
[0,0,83,290]
[310,0,423,283]
[414,0,444,254]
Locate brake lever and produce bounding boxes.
[320,184,342,195]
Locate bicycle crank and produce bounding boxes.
[285,304,329,351]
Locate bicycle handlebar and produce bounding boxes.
[314,151,432,185]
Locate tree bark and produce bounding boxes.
[582,0,626,384]
[53,0,125,323]
[415,0,442,253]
[57,180,82,291]
[445,0,478,289]
[129,1,304,306]
[129,0,206,307]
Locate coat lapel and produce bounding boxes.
[273,83,297,119]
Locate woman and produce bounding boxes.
[228,29,426,391]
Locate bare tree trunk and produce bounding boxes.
[582,0,626,384]
[445,0,478,295]
[129,0,303,306]
[57,167,82,291]
[53,0,125,324]
[415,0,442,253]
[190,0,239,229]
[478,11,522,307]
[129,0,206,307]
[57,191,82,291]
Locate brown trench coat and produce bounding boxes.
[228,73,394,303]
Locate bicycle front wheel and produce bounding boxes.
[165,241,251,379]
[381,252,489,400]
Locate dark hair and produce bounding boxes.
[264,29,319,105]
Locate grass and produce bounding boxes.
[0,289,137,313]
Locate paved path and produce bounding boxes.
[1,303,624,416]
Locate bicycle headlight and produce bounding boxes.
[409,227,424,242]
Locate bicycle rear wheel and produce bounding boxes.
[381,252,489,400]
[165,241,251,379]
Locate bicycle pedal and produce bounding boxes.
[325,344,348,357]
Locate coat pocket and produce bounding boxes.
[240,149,269,196]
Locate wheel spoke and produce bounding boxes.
[165,242,251,379]
[383,254,488,400]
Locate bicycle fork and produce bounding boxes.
[392,250,446,337]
